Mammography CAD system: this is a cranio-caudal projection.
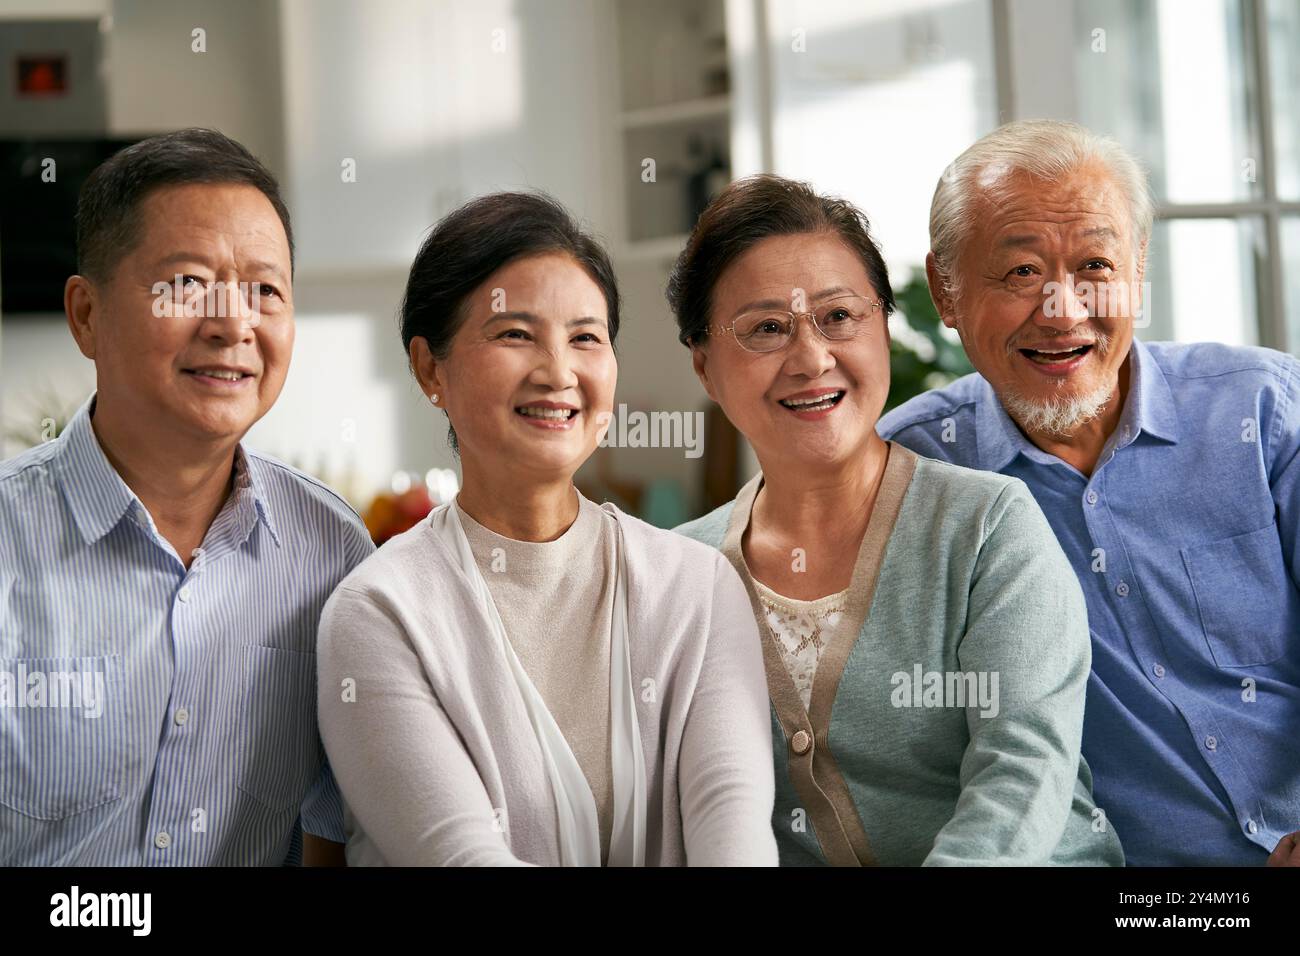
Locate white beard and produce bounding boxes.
[1001,380,1114,438]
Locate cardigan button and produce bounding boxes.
[791,730,812,755]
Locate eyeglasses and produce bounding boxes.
[710,294,884,353]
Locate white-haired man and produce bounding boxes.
[879,119,1300,866]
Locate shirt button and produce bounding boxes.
[178,585,192,603]
[1205,735,1218,751]
[1085,490,1098,506]
[154,831,171,850]
[1116,581,1130,597]
[174,707,190,726]
[1246,819,1258,835]
[1153,663,1165,678]
[790,730,812,755]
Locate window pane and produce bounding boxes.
[1267,0,1300,200]
[1141,218,1262,346]
[1074,0,1260,204]
[764,0,998,274]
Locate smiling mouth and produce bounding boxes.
[183,368,253,381]
[515,405,578,421]
[779,390,845,412]
[1018,345,1094,365]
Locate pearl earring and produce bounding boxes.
[429,393,439,405]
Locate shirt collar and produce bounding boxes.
[229,445,283,550]
[54,393,281,550]
[974,336,1181,473]
[55,395,137,546]
[1121,336,1181,445]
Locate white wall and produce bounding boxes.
[0,0,726,512]
[0,0,288,458]
[279,0,619,273]
[0,0,108,15]
[105,0,286,173]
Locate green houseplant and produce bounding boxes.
[885,269,974,412]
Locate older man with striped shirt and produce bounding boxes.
[0,129,373,865]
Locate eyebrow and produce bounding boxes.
[484,311,608,328]
[995,235,1041,250]
[152,252,288,285]
[730,286,857,318]
[1081,226,1119,242]
[245,260,289,285]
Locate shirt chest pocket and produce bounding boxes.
[236,645,322,813]
[0,655,124,819]
[1181,525,1295,667]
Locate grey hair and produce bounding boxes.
[929,119,1154,301]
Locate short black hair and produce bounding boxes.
[666,173,894,346]
[75,127,293,282]
[399,191,621,453]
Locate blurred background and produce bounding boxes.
[2,0,1299,536]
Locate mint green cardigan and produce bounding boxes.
[675,442,1124,866]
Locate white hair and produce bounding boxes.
[1002,380,1114,437]
[930,120,1154,300]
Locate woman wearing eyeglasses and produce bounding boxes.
[671,174,1124,866]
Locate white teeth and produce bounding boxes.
[781,390,843,408]
[518,406,575,420]
[193,369,244,380]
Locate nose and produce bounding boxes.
[1034,272,1091,332]
[198,282,257,346]
[528,341,579,392]
[781,313,837,378]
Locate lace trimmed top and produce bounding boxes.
[749,576,852,711]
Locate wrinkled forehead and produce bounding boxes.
[971,163,1136,248]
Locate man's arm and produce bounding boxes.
[1268,355,1300,593]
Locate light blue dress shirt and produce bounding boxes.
[879,337,1300,865]
[0,395,374,865]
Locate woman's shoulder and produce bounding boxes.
[893,445,1048,550]
[330,509,449,602]
[901,446,1030,511]
[608,502,733,574]
[606,505,752,652]
[670,498,736,551]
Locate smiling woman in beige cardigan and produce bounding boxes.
[315,193,778,867]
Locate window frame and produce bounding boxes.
[994,0,1300,350]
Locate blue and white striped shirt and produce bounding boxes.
[0,395,374,865]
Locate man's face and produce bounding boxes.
[936,163,1145,435]
[76,182,294,445]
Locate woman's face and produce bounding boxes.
[417,252,617,482]
[692,231,890,472]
